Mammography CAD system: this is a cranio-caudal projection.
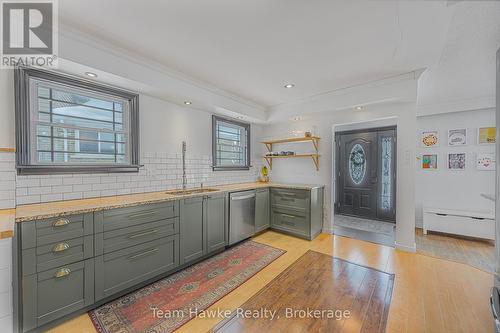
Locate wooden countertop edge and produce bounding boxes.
[14,182,325,223]
[0,148,15,153]
[0,230,13,239]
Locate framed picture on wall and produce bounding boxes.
[448,153,466,170]
[422,154,438,170]
[421,131,439,148]
[477,153,495,171]
[448,129,467,146]
[478,127,496,144]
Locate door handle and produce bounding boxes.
[52,242,70,253]
[127,211,157,219]
[231,194,255,201]
[127,229,158,239]
[54,268,71,278]
[52,218,70,227]
[128,248,159,260]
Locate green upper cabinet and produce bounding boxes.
[205,193,227,254]
[179,197,205,264]
[255,188,270,233]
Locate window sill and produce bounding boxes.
[212,166,251,172]
[16,165,141,175]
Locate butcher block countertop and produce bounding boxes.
[14,182,324,223]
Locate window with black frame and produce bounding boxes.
[15,67,140,174]
[212,115,250,171]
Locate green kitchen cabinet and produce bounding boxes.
[255,188,270,233]
[205,193,227,254]
[180,197,205,264]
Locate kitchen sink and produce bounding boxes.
[165,188,219,196]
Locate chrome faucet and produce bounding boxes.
[182,141,187,190]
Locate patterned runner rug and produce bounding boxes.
[89,241,285,333]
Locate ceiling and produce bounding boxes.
[59,0,499,111]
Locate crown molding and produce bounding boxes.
[416,95,495,116]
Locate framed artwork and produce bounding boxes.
[477,153,495,171]
[448,153,465,170]
[421,131,438,148]
[422,154,438,170]
[478,127,496,144]
[448,129,467,146]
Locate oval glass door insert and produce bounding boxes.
[349,144,366,185]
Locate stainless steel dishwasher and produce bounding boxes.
[229,190,256,245]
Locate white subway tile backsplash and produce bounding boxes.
[28,187,52,196]
[16,195,41,205]
[16,178,40,188]
[15,152,261,204]
[40,193,63,202]
[63,192,83,201]
[73,184,92,192]
[40,178,63,186]
[63,177,83,185]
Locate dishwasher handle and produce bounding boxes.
[231,193,256,201]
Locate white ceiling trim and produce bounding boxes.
[417,95,495,116]
[267,70,423,123]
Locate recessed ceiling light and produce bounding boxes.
[184,101,192,105]
[354,106,364,111]
[85,72,98,78]
[236,116,244,119]
[284,83,295,89]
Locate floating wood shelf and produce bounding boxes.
[261,136,321,171]
[263,154,320,171]
[261,136,320,152]
[0,148,15,153]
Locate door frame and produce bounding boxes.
[334,125,397,223]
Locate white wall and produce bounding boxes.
[14,93,263,205]
[0,68,15,333]
[415,108,496,226]
[263,102,417,251]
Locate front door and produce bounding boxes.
[336,127,396,222]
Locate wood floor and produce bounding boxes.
[47,231,494,333]
[212,250,394,333]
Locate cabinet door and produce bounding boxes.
[22,259,94,331]
[180,197,205,264]
[206,193,227,254]
[255,188,270,233]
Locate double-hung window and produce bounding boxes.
[212,115,250,171]
[15,67,140,174]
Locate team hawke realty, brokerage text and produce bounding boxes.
[152,307,352,321]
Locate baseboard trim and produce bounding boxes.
[322,228,334,234]
[395,242,416,253]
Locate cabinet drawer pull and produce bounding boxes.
[52,242,70,252]
[127,229,158,239]
[281,192,297,197]
[283,221,296,226]
[54,268,71,278]
[281,213,296,219]
[52,218,70,227]
[128,248,159,260]
[127,211,157,219]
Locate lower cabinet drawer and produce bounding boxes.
[22,235,93,275]
[22,259,94,331]
[271,188,310,212]
[94,217,179,256]
[271,208,309,238]
[95,234,179,301]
